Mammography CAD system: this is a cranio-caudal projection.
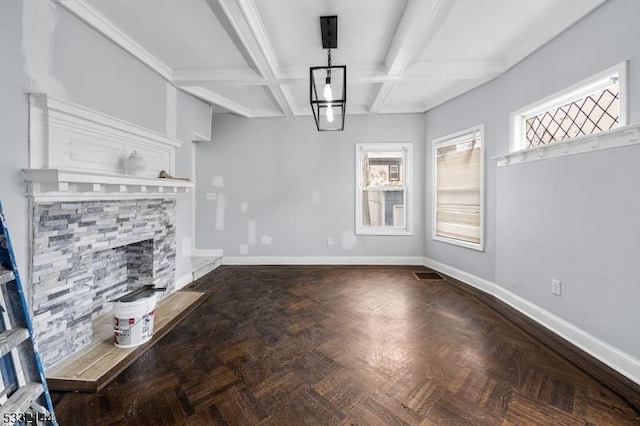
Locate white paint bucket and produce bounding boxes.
[113,294,156,348]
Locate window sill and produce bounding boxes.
[495,122,640,167]
[356,228,413,236]
[433,234,483,251]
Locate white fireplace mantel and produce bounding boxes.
[26,94,194,200]
[24,168,193,201]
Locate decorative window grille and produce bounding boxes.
[524,82,620,147]
[432,125,484,251]
[510,62,627,153]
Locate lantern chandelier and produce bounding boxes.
[310,16,347,131]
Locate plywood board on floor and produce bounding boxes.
[46,290,206,392]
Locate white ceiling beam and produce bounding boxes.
[213,0,294,116]
[172,60,500,90]
[56,0,173,80]
[368,82,397,114]
[177,86,253,118]
[384,0,458,76]
[370,0,458,113]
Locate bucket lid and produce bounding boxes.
[110,285,166,303]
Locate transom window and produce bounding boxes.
[355,143,413,235]
[432,125,484,251]
[511,61,627,152]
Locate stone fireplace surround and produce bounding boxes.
[24,94,194,369]
[32,199,176,368]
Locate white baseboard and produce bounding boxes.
[423,257,640,385]
[222,256,424,266]
[192,249,223,258]
[175,273,193,291]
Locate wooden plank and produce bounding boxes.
[0,268,14,285]
[46,291,206,392]
[0,382,43,416]
[0,328,30,358]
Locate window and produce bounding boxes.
[356,143,412,235]
[511,61,627,152]
[433,125,483,250]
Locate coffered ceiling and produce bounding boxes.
[57,0,607,117]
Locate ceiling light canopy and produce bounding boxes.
[310,16,346,131]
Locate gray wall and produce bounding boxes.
[1,0,211,295]
[424,0,640,359]
[196,113,425,259]
[0,0,31,281]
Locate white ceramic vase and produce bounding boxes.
[123,151,147,175]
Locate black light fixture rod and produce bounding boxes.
[326,49,332,83]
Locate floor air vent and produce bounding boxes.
[413,271,444,280]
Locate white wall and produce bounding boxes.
[424,0,640,362]
[1,0,212,297]
[196,113,425,261]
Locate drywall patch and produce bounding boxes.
[239,244,249,255]
[22,0,68,97]
[342,230,357,250]
[312,190,321,205]
[261,236,272,245]
[215,194,226,231]
[240,202,248,213]
[248,219,257,246]
[212,176,225,188]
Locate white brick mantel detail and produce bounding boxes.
[26,94,194,201]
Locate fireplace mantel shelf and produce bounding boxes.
[25,168,194,201]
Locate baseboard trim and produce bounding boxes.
[175,273,193,291]
[423,256,640,410]
[222,256,424,266]
[192,249,224,257]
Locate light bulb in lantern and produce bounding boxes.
[326,106,334,123]
[323,76,333,101]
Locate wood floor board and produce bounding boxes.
[52,265,640,425]
[46,290,206,392]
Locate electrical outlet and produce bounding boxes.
[327,237,333,247]
[206,192,216,200]
[551,279,562,296]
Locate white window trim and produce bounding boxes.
[432,124,484,251]
[355,143,413,236]
[509,61,628,153]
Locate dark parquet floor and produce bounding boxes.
[52,265,640,425]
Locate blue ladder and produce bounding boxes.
[0,202,57,425]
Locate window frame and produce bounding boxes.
[432,124,484,251]
[355,143,413,236]
[510,61,628,152]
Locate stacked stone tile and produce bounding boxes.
[31,199,176,368]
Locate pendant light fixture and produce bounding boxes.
[310,16,346,131]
